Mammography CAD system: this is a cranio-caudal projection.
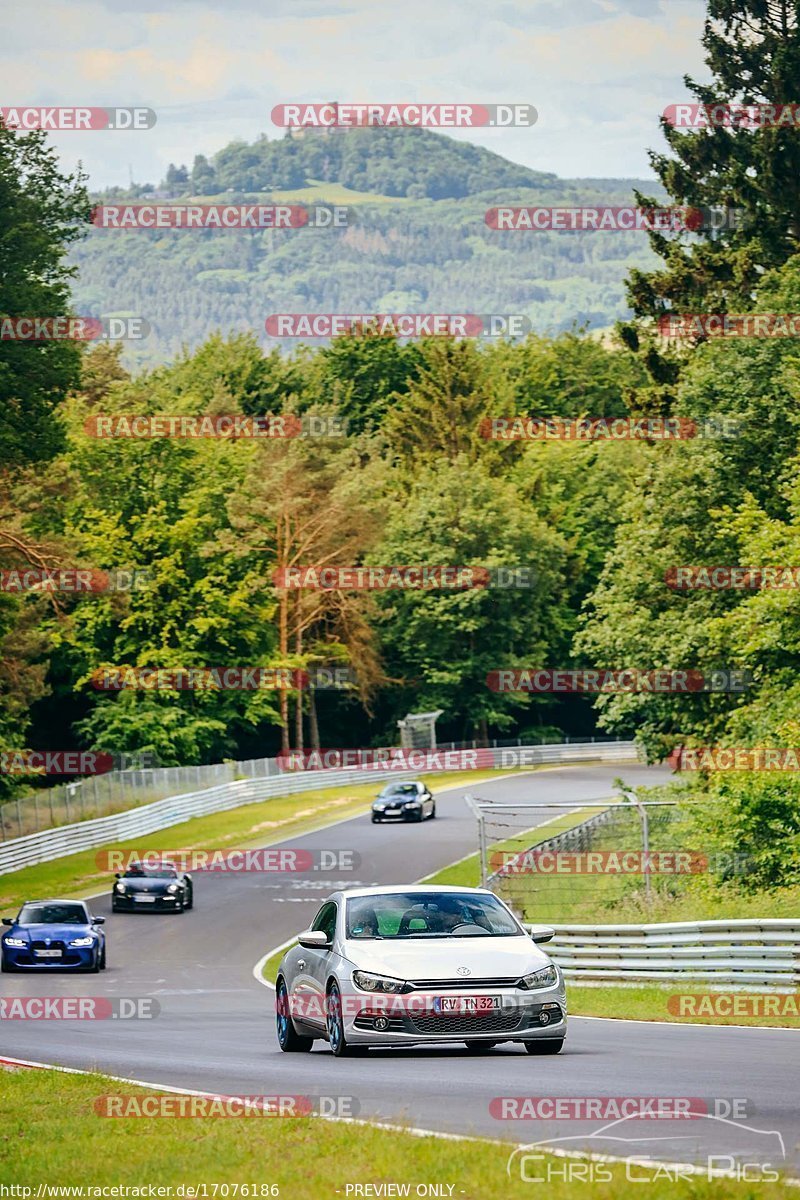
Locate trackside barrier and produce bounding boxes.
[542,920,800,988]
[0,741,640,876]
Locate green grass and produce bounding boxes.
[1,1067,796,1196]
[568,984,800,1028]
[423,807,598,889]
[0,768,508,914]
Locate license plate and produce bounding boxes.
[432,995,500,1014]
[135,895,156,903]
[34,949,62,958]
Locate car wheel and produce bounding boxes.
[100,944,107,970]
[524,1039,564,1055]
[465,1040,497,1053]
[276,978,313,1052]
[184,886,193,910]
[0,956,14,973]
[89,950,101,973]
[414,810,424,822]
[326,981,354,1057]
[429,803,436,819]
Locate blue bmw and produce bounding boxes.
[1,899,106,972]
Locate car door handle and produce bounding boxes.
[297,959,306,970]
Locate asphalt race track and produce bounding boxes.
[1,764,797,1177]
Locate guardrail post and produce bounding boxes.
[0,804,6,842]
[16,798,22,838]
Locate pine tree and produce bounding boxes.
[622,0,800,406]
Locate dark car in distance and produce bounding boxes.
[371,780,436,823]
[112,862,193,913]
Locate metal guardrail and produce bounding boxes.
[545,920,800,987]
[0,741,640,876]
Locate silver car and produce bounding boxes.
[275,885,566,1057]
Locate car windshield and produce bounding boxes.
[379,783,418,797]
[123,865,178,879]
[346,892,522,939]
[17,903,87,925]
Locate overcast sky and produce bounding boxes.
[4,0,709,188]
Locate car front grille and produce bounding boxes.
[409,1009,523,1035]
[24,940,81,965]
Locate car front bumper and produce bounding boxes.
[112,892,182,910]
[2,943,99,969]
[372,807,422,820]
[341,983,567,1045]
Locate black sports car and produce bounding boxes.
[112,862,193,913]
[371,780,436,823]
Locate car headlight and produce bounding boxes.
[115,882,126,893]
[403,800,420,807]
[519,964,558,989]
[352,970,408,994]
[166,883,179,893]
[69,936,95,947]
[3,937,25,947]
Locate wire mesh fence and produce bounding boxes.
[466,797,683,924]
[0,762,236,842]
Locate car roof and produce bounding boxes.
[336,885,493,899]
[21,898,88,905]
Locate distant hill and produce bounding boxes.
[73,128,665,366]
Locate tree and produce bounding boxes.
[0,122,90,467]
[622,1,800,407]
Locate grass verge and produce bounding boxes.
[0,768,509,914]
[568,984,799,1028]
[1,1066,796,1196]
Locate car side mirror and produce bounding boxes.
[297,929,331,949]
[93,916,106,925]
[1,917,12,926]
[528,925,555,944]
[115,873,121,879]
